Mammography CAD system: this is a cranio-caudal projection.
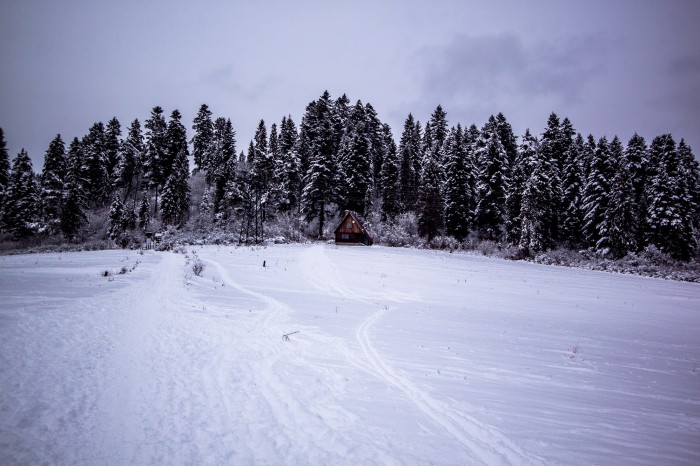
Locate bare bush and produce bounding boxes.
[192,256,205,276]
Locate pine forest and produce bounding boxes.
[1,91,699,265]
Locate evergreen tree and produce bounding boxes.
[60,184,87,239]
[248,120,273,239]
[646,134,695,260]
[82,122,109,205]
[105,117,122,186]
[506,129,536,244]
[301,91,339,238]
[417,149,444,241]
[2,149,40,238]
[606,136,638,257]
[65,137,88,208]
[164,109,189,182]
[560,134,586,246]
[474,116,508,239]
[380,124,401,222]
[144,106,168,211]
[582,136,613,250]
[276,116,301,212]
[539,113,567,242]
[398,114,421,211]
[160,149,190,225]
[443,124,473,240]
[61,139,88,240]
[0,128,9,203]
[625,133,649,247]
[116,119,145,205]
[519,136,552,255]
[269,123,280,176]
[138,196,150,231]
[425,105,448,163]
[337,101,372,215]
[495,112,518,171]
[209,118,236,214]
[40,134,67,234]
[678,139,700,235]
[108,195,125,239]
[364,102,384,196]
[191,104,214,172]
[251,119,273,190]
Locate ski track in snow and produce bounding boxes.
[299,245,543,465]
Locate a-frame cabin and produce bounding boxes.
[334,211,373,246]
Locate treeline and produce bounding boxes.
[0,90,698,260]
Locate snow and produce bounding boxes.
[1,245,699,465]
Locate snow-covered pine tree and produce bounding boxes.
[444,124,473,240]
[40,134,67,234]
[104,117,122,190]
[495,113,518,173]
[160,149,190,226]
[2,149,40,238]
[426,105,448,165]
[82,122,109,206]
[625,133,649,248]
[0,128,9,200]
[191,104,214,173]
[0,128,9,231]
[249,119,274,239]
[333,94,351,150]
[144,106,168,212]
[677,139,700,237]
[538,113,567,242]
[251,120,273,189]
[65,137,88,207]
[559,134,586,246]
[506,129,535,245]
[164,109,189,183]
[138,196,150,231]
[275,116,301,213]
[107,195,125,239]
[60,183,87,239]
[61,139,88,240]
[398,114,421,212]
[364,102,385,199]
[417,147,444,241]
[301,91,338,238]
[337,101,372,216]
[209,118,237,216]
[519,135,552,255]
[473,116,508,240]
[380,124,401,222]
[116,119,145,206]
[582,136,613,251]
[605,136,638,257]
[646,134,695,260]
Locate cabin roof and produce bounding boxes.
[334,210,371,238]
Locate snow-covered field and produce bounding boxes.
[1,244,699,465]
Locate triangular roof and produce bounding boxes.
[334,210,371,238]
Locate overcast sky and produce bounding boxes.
[1,0,699,167]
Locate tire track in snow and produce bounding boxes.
[305,245,544,465]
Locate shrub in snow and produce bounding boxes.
[192,256,205,276]
[429,235,460,251]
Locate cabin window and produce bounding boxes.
[341,233,349,240]
[346,222,352,229]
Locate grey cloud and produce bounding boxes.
[413,33,606,122]
[668,54,700,76]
